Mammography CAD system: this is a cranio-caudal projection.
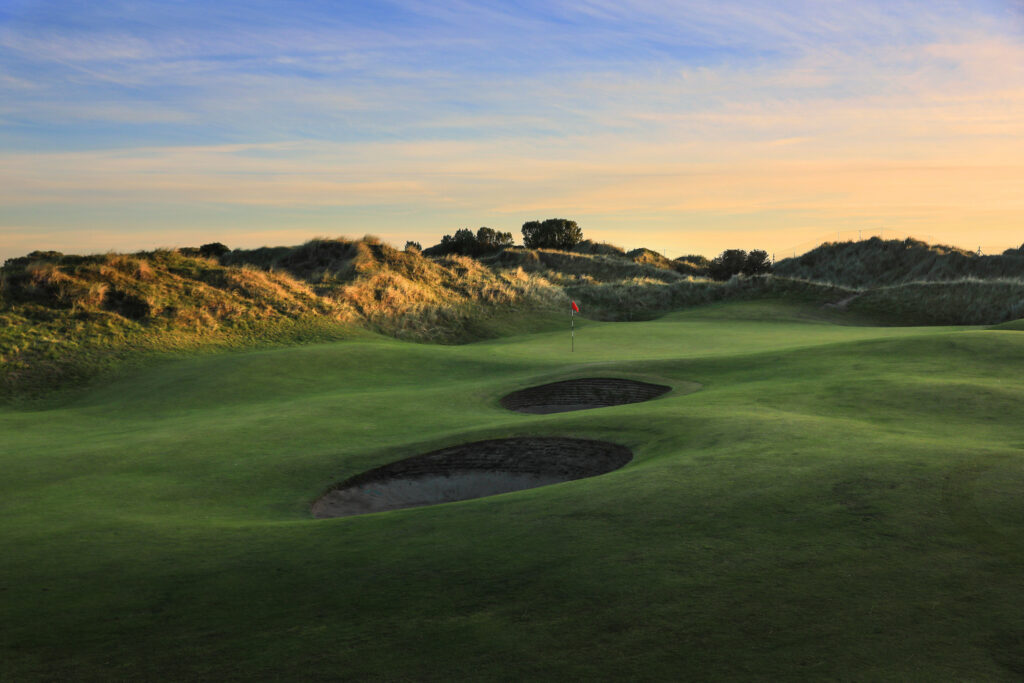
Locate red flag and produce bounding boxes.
[571,301,580,312]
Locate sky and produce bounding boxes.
[1,0,1023,262]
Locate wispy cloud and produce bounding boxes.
[1,0,1022,260]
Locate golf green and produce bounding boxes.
[2,300,1023,680]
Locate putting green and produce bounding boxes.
[2,300,1023,680]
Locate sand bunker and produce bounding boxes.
[500,377,671,414]
[312,437,632,519]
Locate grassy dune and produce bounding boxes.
[0,239,566,400]
[848,278,1024,325]
[6,236,1023,402]
[774,237,1024,287]
[3,301,1023,680]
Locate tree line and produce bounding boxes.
[422,218,583,256]
[418,218,772,279]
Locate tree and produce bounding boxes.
[709,249,748,281]
[474,227,514,253]
[449,228,478,255]
[521,218,583,250]
[199,242,230,258]
[742,250,772,276]
[708,248,773,280]
[429,227,514,257]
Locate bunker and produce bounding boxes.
[313,437,632,519]
[501,377,672,414]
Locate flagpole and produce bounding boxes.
[571,306,574,352]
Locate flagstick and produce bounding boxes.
[571,306,574,352]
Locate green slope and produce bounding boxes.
[2,301,1023,680]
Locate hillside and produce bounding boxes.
[5,234,1024,401]
[0,237,743,401]
[0,238,565,400]
[769,237,1024,325]
[774,237,1024,287]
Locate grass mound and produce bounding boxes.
[225,237,566,338]
[571,239,626,256]
[848,278,1024,325]
[0,239,564,400]
[775,237,1024,287]
[491,246,683,284]
[6,233,1024,403]
[626,247,675,270]
[0,248,356,400]
[563,274,855,321]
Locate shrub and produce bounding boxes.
[474,227,514,253]
[428,227,514,257]
[707,249,773,280]
[709,249,748,281]
[521,218,583,250]
[404,241,422,254]
[199,242,230,258]
[742,250,773,276]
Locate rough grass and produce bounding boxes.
[849,278,1024,325]
[626,247,674,269]
[490,246,685,284]
[5,236,1023,402]
[570,239,626,256]
[224,238,568,339]
[0,239,565,401]
[1,249,356,401]
[2,302,1022,680]
[563,274,856,321]
[775,236,1024,287]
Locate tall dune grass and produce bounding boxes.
[4,235,1024,401]
[566,274,855,320]
[775,237,1024,287]
[0,239,567,398]
[850,278,1024,325]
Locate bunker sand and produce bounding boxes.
[500,377,673,414]
[313,437,632,518]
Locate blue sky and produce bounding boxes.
[1,1,1022,260]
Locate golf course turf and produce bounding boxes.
[2,299,1024,679]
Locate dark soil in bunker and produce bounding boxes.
[500,377,672,414]
[313,437,633,519]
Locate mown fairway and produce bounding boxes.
[3,300,1023,680]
